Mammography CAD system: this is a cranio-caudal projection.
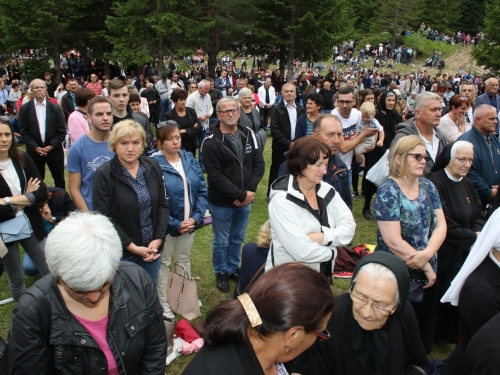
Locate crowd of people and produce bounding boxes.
[0,44,499,374]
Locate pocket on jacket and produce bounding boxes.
[124,311,149,347]
[54,345,83,374]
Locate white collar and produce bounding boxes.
[444,168,463,182]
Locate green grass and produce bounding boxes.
[0,139,453,374]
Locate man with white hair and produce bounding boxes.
[458,104,500,209]
[475,77,500,113]
[392,92,447,175]
[186,79,213,170]
[3,212,167,374]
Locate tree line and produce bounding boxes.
[0,0,488,80]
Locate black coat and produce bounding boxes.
[202,122,265,207]
[293,294,430,375]
[60,92,75,122]
[92,155,169,257]
[3,262,167,375]
[183,341,264,375]
[19,100,67,162]
[270,101,305,152]
[459,256,500,348]
[0,153,48,241]
[462,312,500,375]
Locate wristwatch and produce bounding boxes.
[3,197,10,205]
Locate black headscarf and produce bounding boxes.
[376,91,402,149]
[349,252,411,375]
[430,141,455,173]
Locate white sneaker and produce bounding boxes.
[161,302,175,320]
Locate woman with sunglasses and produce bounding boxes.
[294,252,430,375]
[188,83,198,96]
[183,263,334,375]
[374,135,446,354]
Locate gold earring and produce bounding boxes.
[284,346,292,353]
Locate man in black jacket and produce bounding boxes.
[267,83,305,197]
[202,96,265,292]
[19,78,67,189]
[60,78,78,122]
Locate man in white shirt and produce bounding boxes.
[258,77,276,126]
[186,80,213,171]
[332,87,378,192]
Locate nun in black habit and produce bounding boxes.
[292,252,430,375]
[427,140,485,343]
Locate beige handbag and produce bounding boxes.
[167,262,201,320]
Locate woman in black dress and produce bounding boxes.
[164,89,202,156]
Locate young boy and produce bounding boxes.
[128,92,149,120]
[354,101,384,173]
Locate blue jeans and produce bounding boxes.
[23,252,39,276]
[210,203,251,275]
[160,99,171,122]
[198,127,208,170]
[347,169,352,193]
[122,254,160,285]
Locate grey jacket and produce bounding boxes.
[392,118,447,176]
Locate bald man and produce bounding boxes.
[458,104,500,209]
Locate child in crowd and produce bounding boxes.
[354,102,384,174]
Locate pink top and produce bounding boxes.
[87,82,103,97]
[68,110,90,143]
[73,314,119,375]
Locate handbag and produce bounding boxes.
[408,268,426,303]
[0,214,31,244]
[167,262,201,320]
[366,149,390,187]
[407,182,436,304]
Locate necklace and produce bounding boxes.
[456,181,470,204]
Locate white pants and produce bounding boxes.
[157,233,194,303]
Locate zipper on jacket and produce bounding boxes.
[109,333,128,375]
[215,132,248,190]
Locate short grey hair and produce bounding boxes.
[45,212,122,292]
[238,87,252,102]
[216,96,238,112]
[353,263,400,304]
[474,104,496,121]
[414,91,441,111]
[146,82,154,89]
[450,140,474,159]
[281,82,295,93]
[198,80,209,89]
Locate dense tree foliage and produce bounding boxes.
[472,0,500,73]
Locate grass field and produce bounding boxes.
[0,137,454,374]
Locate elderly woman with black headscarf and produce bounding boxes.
[427,140,485,343]
[362,90,402,220]
[293,252,430,375]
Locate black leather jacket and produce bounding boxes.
[3,262,167,375]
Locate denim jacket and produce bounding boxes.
[151,149,208,236]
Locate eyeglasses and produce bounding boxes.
[338,100,354,105]
[349,290,397,316]
[191,86,197,89]
[407,153,431,162]
[454,157,474,165]
[31,86,46,90]
[217,108,239,115]
[312,328,331,342]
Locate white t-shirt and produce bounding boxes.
[332,107,361,170]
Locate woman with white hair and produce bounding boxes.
[238,87,266,150]
[428,140,485,343]
[3,212,167,374]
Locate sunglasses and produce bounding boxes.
[407,153,431,162]
[157,120,178,129]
